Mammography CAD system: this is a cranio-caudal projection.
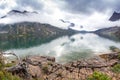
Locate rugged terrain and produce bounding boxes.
[4,50,120,80]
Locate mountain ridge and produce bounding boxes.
[0,22,78,36]
[95,26,120,41]
[1,10,38,19]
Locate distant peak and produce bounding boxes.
[0,10,38,19]
[8,10,38,14]
[8,10,29,14]
[10,10,22,12]
[109,11,120,21]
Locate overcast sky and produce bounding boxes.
[0,0,120,31]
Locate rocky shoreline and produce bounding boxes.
[4,51,120,80]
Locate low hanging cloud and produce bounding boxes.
[0,0,120,31]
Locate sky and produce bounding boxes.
[0,0,120,31]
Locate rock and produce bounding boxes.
[99,52,119,60]
[28,64,42,78]
[7,62,31,79]
[6,53,120,80]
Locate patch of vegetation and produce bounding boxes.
[112,64,120,73]
[118,53,120,60]
[47,61,53,66]
[109,46,120,52]
[0,70,22,80]
[0,54,22,80]
[5,63,16,67]
[87,71,111,80]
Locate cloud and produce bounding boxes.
[0,0,17,15]
[62,0,120,14]
[1,0,120,16]
[16,0,43,11]
[0,0,44,15]
[0,0,120,31]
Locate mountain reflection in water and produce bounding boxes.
[1,33,120,63]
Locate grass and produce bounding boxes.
[0,70,22,80]
[112,64,120,73]
[0,54,22,80]
[87,71,111,80]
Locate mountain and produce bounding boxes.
[0,10,79,35]
[0,22,77,37]
[109,11,120,21]
[95,26,120,41]
[1,10,38,19]
[0,22,78,49]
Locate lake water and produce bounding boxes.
[1,33,120,63]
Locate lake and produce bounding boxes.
[1,33,120,63]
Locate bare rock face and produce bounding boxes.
[7,53,120,80]
[109,11,120,21]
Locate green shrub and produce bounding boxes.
[47,62,52,66]
[109,46,120,52]
[0,70,22,80]
[118,52,120,60]
[109,46,117,52]
[0,55,5,70]
[5,63,16,67]
[112,64,120,73]
[87,71,111,80]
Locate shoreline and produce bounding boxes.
[4,51,120,80]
